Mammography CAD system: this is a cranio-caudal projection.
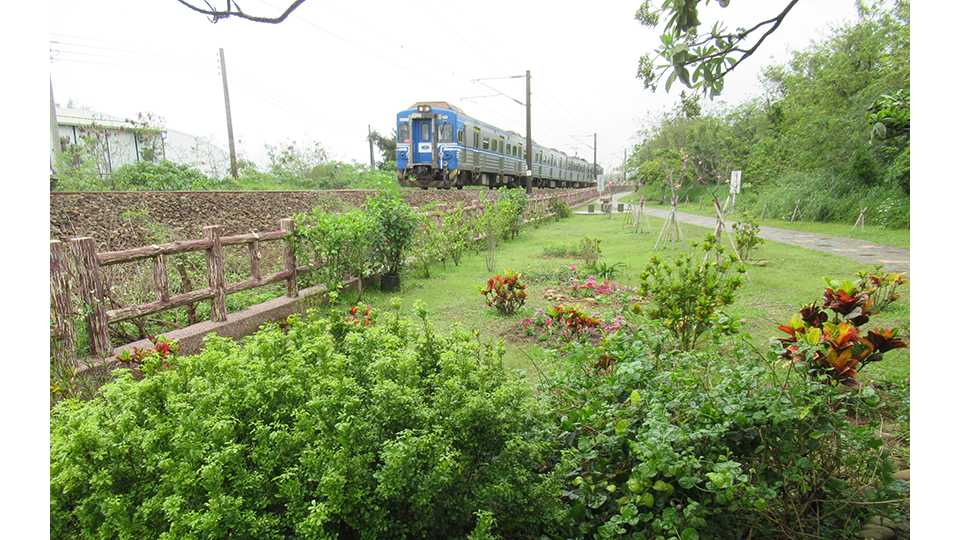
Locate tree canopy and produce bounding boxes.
[637,0,804,97]
[630,0,910,226]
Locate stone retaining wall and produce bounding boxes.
[49,188,605,251]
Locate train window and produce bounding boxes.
[398,123,410,143]
[420,124,430,142]
[457,130,463,143]
[482,137,489,150]
[438,123,454,143]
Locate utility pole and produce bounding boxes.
[525,70,532,195]
[219,48,238,180]
[50,79,62,184]
[368,125,376,169]
[593,132,597,181]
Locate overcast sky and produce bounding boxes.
[48,0,862,172]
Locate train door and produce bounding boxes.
[413,118,435,164]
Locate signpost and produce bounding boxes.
[730,170,742,213]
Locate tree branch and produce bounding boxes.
[176,0,307,23]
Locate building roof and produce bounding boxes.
[55,107,141,130]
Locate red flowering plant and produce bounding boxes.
[116,335,180,375]
[479,270,528,316]
[548,305,602,343]
[346,304,375,327]
[776,278,907,388]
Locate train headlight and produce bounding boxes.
[417,105,432,113]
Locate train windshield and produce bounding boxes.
[398,123,410,143]
[438,123,454,143]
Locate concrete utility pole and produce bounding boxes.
[593,132,597,181]
[368,125,376,169]
[525,69,533,195]
[50,79,62,183]
[220,48,239,180]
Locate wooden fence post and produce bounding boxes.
[203,225,228,322]
[248,233,262,282]
[70,237,112,357]
[50,240,76,363]
[280,219,298,298]
[153,254,169,303]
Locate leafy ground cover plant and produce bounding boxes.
[479,270,528,315]
[568,275,628,302]
[50,303,565,539]
[538,326,906,540]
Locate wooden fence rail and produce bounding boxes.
[49,188,608,360]
[51,219,300,358]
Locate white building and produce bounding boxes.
[52,107,229,179]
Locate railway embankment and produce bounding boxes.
[50,189,485,251]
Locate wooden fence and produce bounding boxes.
[49,188,607,360]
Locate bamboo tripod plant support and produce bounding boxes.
[706,195,750,282]
[622,198,652,233]
[653,195,686,250]
[852,207,867,232]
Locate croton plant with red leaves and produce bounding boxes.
[479,270,528,316]
[777,277,907,388]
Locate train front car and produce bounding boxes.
[397,103,462,189]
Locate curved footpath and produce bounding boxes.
[577,193,909,276]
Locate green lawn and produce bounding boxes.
[345,209,910,386]
[619,192,911,249]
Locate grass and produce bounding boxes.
[619,192,911,249]
[342,208,910,386]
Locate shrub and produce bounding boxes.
[578,236,602,266]
[292,206,374,300]
[50,305,564,539]
[539,327,905,539]
[731,212,763,261]
[636,235,745,350]
[776,276,908,388]
[111,159,218,191]
[367,189,419,276]
[479,271,528,316]
[548,198,573,220]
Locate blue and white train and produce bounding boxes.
[396,101,601,189]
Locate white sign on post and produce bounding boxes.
[731,170,742,194]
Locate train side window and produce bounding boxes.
[482,137,490,150]
[438,123,454,143]
[458,129,463,144]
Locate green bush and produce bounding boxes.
[539,327,904,539]
[636,235,745,350]
[110,160,219,191]
[50,305,564,539]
